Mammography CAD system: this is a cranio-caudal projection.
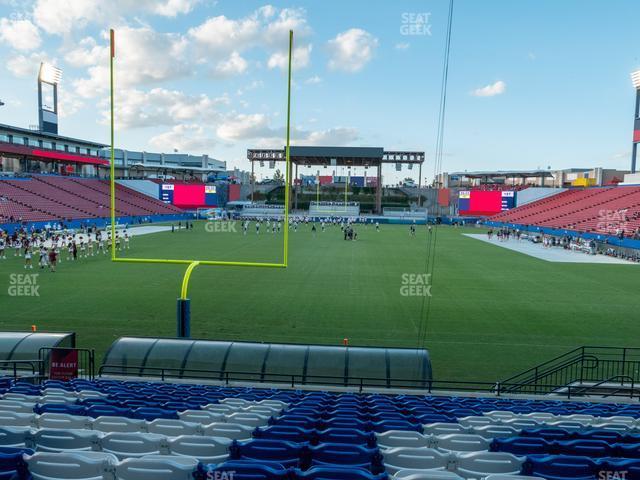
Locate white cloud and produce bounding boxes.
[395,42,410,50]
[57,86,84,118]
[188,14,260,54]
[63,37,109,68]
[33,0,198,35]
[327,28,378,73]
[304,127,359,145]
[107,87,229,129]
[216,112,358,148]
[6,51,52,78]
[189,6,312,71]
[471,80,506,97]
[152,0,200,17]
[216,113,271,141]
[0,18,41,51]
[214,51,248,77]
[72,27,191,98]
[267,44,312,70]
[149,124,216,153]
[305,75,322,85]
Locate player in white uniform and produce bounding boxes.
[0,237,5,259]
[24,245,33,269]
[14,239,22,257]
[124,232,130,249]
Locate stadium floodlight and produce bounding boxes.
[632,70,640,90]
[38,63,62,85]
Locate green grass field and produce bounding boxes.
[1,222,639,382]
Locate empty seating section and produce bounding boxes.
[2,379,640,478]
[0,175,182,224]
[490,186,640,236]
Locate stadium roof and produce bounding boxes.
[248,145,425,167]
[128,163,223,173]
[450,169,554,178]
[0,123,106,148]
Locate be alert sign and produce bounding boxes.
[49,349,78,381]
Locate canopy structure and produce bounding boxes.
[101,337,432,388]
[247,146,426,213]
[0,332,75,362]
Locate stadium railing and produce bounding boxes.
[96,364,640,400]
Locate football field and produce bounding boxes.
[1,221,639,382]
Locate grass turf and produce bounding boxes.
[1,222,639,382]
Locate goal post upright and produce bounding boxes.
[108,28,294,337]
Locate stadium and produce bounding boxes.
[1,2,640,479]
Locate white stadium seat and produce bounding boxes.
[114,456,198,480]
[242,405,280,416]
[382,447,453,475]
[91,416,147,434]
[394,470,465,480]
[101,432,167,460]
[256,399,287,410]
[377,430,431,449]
[177,410,223,425]
[0,426,31,448]
[219,398,253,407]
[37,413,92,430]
[458,416,495,428]
[167,435,231,463]
[34,429,101,453]
[2,393,39,402]
[0,400,36,413]
[502,418,541,429]
[484,411,518,421]
[225,412,270,428]
[472,425,520,439]
[455,452,523,478]
[423,423,469,436]
[203,404,240,414]
[0,411,36,427]
[484,475,544,480]
[146,419,200,437]
[201,422,253,441]
[25,451,117,480]
[434,434,490,453]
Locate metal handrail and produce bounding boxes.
[567,375,636,399]
[0,359,43,379]
[97,364,640,400]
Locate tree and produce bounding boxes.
[273,169,285,182]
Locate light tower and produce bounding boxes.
[631,70,640,173]
[37,62,62,134]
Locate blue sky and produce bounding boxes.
[0,0,638,182]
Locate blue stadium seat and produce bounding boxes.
[303,443,383,473]
[131,407,179,421]
[229,439,305,468]
[293,466,389,479]
[0,447,33,480]
[34,403,86,416]
[554,439,613,458]
[198,461,290,480]
[491,436,551,455]
[314,428,376,448]
[254,426,315,444]
[522,455,597,480]
[86,405,131,418]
